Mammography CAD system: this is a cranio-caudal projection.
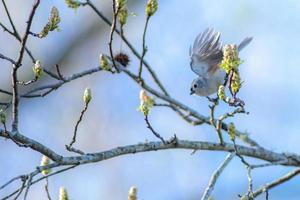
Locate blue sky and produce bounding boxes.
[1,0,300,199]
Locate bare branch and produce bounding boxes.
[108,0,120,72]
[0,53,16,65]
[144,114,166,144]
[44,178,52,200]
[1,164,74,200]
[201,153,235,200]
[85,1,170,96]
[239,168,300,199]
[138,16,150,79]
[66,102,90,151]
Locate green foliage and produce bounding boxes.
[65,0,81,9]
[128,186,137,200]
[218,85,226,100]
[0,109,6,124]
[39,7,60,38]
[138,90,154,116]
[99,54,111,71]
[228,123,236,141]
[118,7,128,26]
[59,187,69,200]
[231,71,242,95]
[33,60,43,78]
[146,0,158,17]
[83,88,92,104]
[220,44,242,73]
[116,0,126,10]
[40,155,51,176]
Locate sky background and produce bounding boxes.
[1,0,300,199]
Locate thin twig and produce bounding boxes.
[0,53,17,65]
[1,0,18,34]
[201,153,235,200]
[0,175,27,190]
[138,16,150,79]
[144,115,166,144]
[13,177,27,200]
[55,64,65,80]
[208,99,224,145]
[66,102,90,149]
[232,140,254,199]
[17,77,38,86]
[108,0,119,72]
[44,178,52,200]
[15,0,40,67]
[1,165,75,200]
[11,0,40,133]
[22,174,33,200]
[85,1,169,96]
[251,168,300,198]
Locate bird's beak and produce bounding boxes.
[190,90,195,95]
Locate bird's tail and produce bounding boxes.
[238,37,253,51]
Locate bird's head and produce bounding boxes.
[190,77,208,96]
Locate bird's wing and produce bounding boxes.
[238,37,253,51]
[189,28,223,78]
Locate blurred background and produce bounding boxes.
[1,0,300,199]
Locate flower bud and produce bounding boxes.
[39,7,60,38]
[118,7,128,26]
[65,0,80,9]
[139,90,148,103]
[128,186,137,200]
[217,85,226,100]
[139,89,154,116]
[230,70,242,95]
[99,54,111,71]
[33,60,43,78]
[83,88,92,104]
[59,187,69,200]
[220,44,241,73]
[40,155,51,176]
[0,109,6,124]
[116,0,126,10]
[146,0,158,17]
[228,122,236,141]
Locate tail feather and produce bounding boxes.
[238,37,253,51]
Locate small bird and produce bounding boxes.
[189,28,252,96]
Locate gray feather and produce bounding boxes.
[238,37,253,51]
[190,28,252,77]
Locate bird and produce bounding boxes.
[189,28,252,96]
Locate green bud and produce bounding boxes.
[99,54,111,71]
[65,0,80,9]
[39,7,60,38]
[118,7,128,26]
[231,70,242,95]
[33,60,43,78]
[83,88,92,104]
[220,44,241,73]
[116,0,126,10]
[146,0,158,17]
[0,109,6,124]
[128,186,137,200]
[217,85,226,100]
[40,155,51,176]
[138,90,154,116]
[228,123,236,141]
[59,187,69,200]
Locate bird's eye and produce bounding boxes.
[193,84,197,88]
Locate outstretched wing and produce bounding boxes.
[238,37,253,51]
[189,28,223,77]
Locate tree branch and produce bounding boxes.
[201,153,235,200]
